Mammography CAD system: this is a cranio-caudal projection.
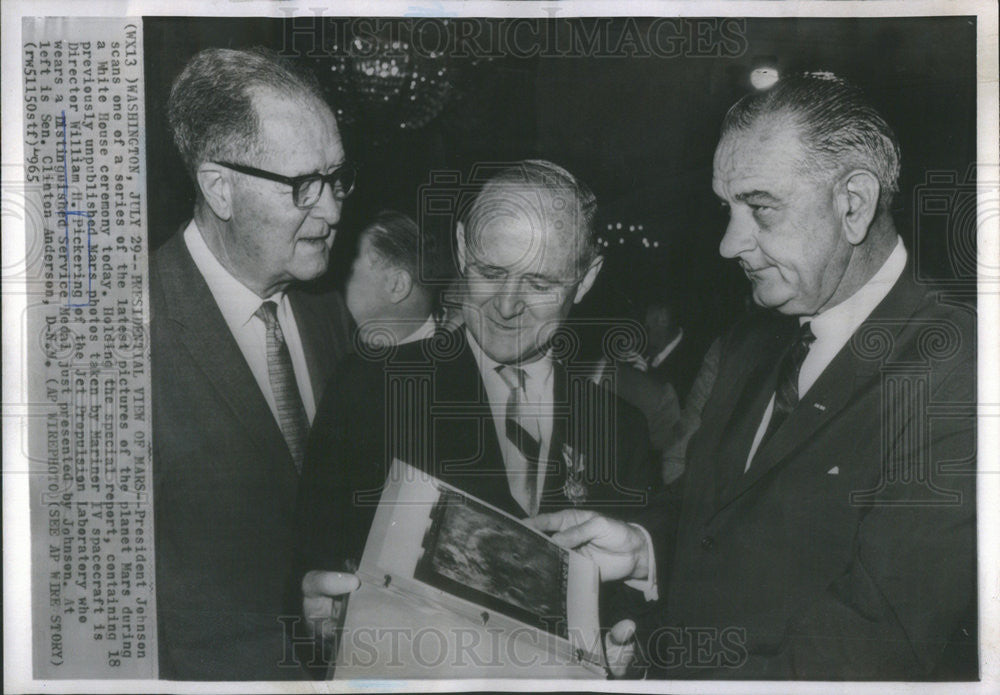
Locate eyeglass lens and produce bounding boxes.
[294,166,357,207]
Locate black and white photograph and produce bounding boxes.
[339,459,604,678]
[2,1,998,692]
[415,488,570,637]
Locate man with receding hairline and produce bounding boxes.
[533,74,976,680]
[150,47,354,680]
[295,161,659,671]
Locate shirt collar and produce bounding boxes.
[805,235,907,340]
[184,220,285,329]
[398,314,438,345]
[649,328,684,369]
[465,328,555,400]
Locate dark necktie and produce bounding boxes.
[759,320,816,450]
[497,365,541,514]
[255,300,309,473]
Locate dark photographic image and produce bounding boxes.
[415,488,569,637]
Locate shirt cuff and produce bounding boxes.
[623,523,658,601]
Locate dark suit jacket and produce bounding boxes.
[635,267,976,680]
[296,328,659,617]
[603,362,681,455]
[150,230,352,680]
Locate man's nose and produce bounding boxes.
[718,209,756,259]
[494,280,526,319]
[309,181,343,226]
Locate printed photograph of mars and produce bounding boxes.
[415,489,570,637]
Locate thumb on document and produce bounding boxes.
[605,618,637,678]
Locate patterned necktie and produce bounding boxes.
[759,320,816,450]
[497,365,541,514]
[255,300,309,473]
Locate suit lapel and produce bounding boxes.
[713,321,795,507]
[539,361,570,509]
[724,340,882,505]
[717,268,927,509]
[155,233,293,472]
[288,289,341,404]
[541,364,636,512]
[430,333,520,516]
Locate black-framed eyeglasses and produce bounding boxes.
[215,160,357,208]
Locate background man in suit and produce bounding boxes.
[150,47,355,680]
[533,74,976,680]
[296,160,659,661]
[640,296,707,406]
[344,210,448,346]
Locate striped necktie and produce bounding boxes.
[497,365,541,514]
[255,300,309,473]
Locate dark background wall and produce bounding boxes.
[143,16,977,346]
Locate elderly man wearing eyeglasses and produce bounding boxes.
[149,47,356,681]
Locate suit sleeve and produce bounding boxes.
[601,397,670,625]
[295,353,385,577]
[606,394,661,522]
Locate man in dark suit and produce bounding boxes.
[640,297,708,406]
[150,48,355,680]
[533,73,976,680]
[296,161,660,659]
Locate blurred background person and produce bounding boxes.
[640,294,709,406]
[583,317,682,486]
[344,209,453,346]
[659,336,721,484]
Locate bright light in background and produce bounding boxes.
[750,67,780,90]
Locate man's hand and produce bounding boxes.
[605,618,638,678]
[301,569,360,640]
[529,509,649,583]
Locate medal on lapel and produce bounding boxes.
[561,443,588,505]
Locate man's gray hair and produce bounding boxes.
[464,160,600,273]
[167,47,328,180]
[722,72,901,211]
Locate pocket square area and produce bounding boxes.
[827,466,840,475]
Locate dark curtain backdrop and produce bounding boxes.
[143,16,977,347]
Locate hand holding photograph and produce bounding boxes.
[334,459,603,679]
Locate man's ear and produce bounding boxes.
[573,255,605,304]
[839,169,881,245]
[385,267,413,304]
[196,163,233,221]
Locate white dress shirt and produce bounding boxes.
[743,236,907,470]
[398,314,438,345]
[183,221,317,424]
[467,330,555,515]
